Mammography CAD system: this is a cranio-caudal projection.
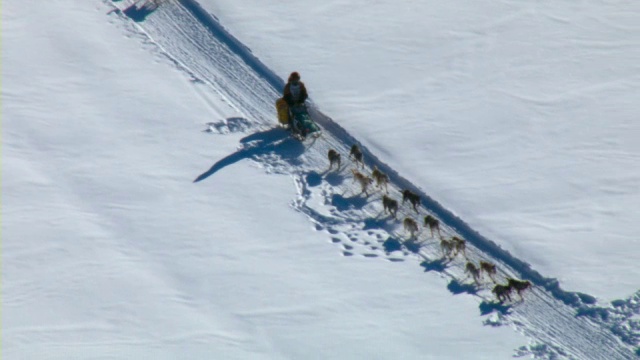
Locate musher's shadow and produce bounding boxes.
[194,127,304,182]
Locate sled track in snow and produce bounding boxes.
[107,1,639,358]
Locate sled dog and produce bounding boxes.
[328,149,341,170]
[465,262,482,284]
[403,217,419,238]
[479,261,497,282]
[382,195,399,218]
[507,278,531,299]
[351,169,373,195]
[349,144,364,169]
[423,215,440,237]
[371,166,389,193]
[401,189,420,212]
[492,284,513,302]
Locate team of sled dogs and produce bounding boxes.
[327,145,532,303]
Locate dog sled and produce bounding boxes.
[275,98,321,140]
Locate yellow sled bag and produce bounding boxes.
[276,98,289,125]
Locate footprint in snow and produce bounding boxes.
[204,117,251,134]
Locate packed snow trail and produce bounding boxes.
[107,1,639,358]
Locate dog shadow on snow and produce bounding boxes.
[122,1,160,22]
[194,127,304,182]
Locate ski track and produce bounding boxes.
[106,1,640,358]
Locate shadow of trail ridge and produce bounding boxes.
[194,128,303,182]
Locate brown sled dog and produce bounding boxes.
[371,166,389,193]
[351,169,373,195]
[327,149,341,170]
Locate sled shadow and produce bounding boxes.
[123,1,159,22]
[194,127,304,182]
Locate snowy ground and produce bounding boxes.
[3,0,640,359]
[206,0,640,302]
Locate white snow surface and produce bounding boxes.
[3,0,640,359]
